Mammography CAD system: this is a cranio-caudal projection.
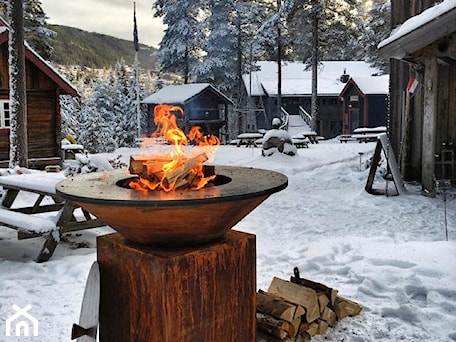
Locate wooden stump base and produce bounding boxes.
[97,230,256,342]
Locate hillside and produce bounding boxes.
[48,24,157,70]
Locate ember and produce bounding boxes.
[129,104,220,191]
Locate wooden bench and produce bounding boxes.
[292,137,309,148]
[0,208,57,233]
[0,172,105,262]
[352,127,386,143]
[338,135,355,143]
[236,133,263,147]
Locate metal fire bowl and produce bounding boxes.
[56,166,288,247]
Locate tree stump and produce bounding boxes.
[97,230,256,342]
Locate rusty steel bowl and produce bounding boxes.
[56,166,288,247]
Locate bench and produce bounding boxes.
[0,172,105,262]
[292,137,309,148]
[352,127,386,143]
[338,135,355,143]
[0,208,57,234]
[236,133,263,147]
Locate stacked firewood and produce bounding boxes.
[257,268,362,341]
[129,152,214,190]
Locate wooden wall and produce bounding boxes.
[0,44,61,165]
[389,0,455,183]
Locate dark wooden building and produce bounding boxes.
[340,76,389,134]
[242,61,383,139]
[0,18,78,168]
[379,0,456,194]
[142,83,232,141]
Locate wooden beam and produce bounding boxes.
[422,57,438,195]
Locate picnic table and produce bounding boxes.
[236,133,263,147]
[294,131,319,144]
[0,172,104,262]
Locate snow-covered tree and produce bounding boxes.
[60,95,81,140]
[0,0,55,59]
[23,0,55,59]
[192,0,239,96]
[77,79,116,153]
[362,0,391,74]
[153,0,203,83]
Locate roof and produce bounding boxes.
[0,18,79,97]
[340,75,389,96]
[142,83,233,105]
[378,0,456,59]
[243,61,383,97]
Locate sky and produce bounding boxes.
[40,0,165,48]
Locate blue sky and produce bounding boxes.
[40,0,165,48]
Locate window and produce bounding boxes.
[0,101,10,128]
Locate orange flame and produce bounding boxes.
[130,104,220,191]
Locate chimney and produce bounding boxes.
[340,68,350,83]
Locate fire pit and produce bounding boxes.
[56,166,287,247]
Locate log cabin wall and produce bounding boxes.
[0,43,62,166]
[389,0,453,184]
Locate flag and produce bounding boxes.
[133,2,139,52]
[406,77,419,94]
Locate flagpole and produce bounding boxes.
[133,2,141,140]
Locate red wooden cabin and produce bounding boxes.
[0,18,78,168]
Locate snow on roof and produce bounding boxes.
[0,19,78,97]
[142,83,233,105]
[348,75,389,95]
[243,61,382,97]
[378,0,456,49]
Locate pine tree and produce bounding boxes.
[192,0,239,96]
[153,0,202,83]
[0,0,55,59]
[78,79,117,153]
[23,0,55,59]
[363,0,391,74]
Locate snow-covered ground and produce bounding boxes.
[0,140,455,341]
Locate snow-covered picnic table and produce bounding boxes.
[0,171,104,262]
[294,131,319,144]
[235,132,263,147]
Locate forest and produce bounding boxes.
[2,0,392,153]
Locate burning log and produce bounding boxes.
[129,152,212,191]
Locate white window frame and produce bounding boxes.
[0,100,10,128]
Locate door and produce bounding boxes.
[349,109,359,133]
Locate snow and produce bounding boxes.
[347,76,389,95]
[141,83,232,105]
[1,141,456,341]
[378,0,456,49]
[243,61,383,97]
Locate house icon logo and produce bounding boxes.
[5,304,39,337]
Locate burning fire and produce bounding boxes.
[129,104,220,192]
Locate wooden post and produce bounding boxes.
[422,57,438,196]
[97,230,256,342]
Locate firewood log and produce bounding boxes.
[332,296,362,319]
[267,277,319,323]
[318,293,330,313]
[316,319,329,335]
[299,321,319,336]
[291,267,339,306]
[256,312,293,340]
[257,290,305,323]
[129,155,171,174]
